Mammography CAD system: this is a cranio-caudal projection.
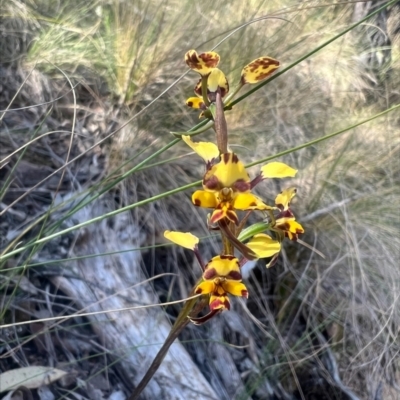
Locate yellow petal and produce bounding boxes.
[275,187,297,210]
[192,190,218,208]
[209,295,230,311]
[275,218,304,235]
[233,193,273,210]
[292,220,304,234]
[186,97,205,109]
[210,207,239,225]
[164,230,199,250]
[222,280,248,297]
[182,135,219,163]
[261,162,297,178]
[194,69,229,99]
[241,56,280,84]
[206,255,240,277]
[195,280,216,295]
[185,50,220,75]
[246,233,281,258]
[207,68,229,97]
[210,153,250,188]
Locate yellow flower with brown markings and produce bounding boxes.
[192,255,247,325]
[272,188,304,241]
[241,56,280,84]
[183,136,298,226]
[193,152,272,225]
[163,229,249,324]
[196,255,247,300]
[185,50,220,75]
[274,217,304,241]
[184,51,280,116]
[185,50,229,109]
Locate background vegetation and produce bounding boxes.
[1,0,399,399]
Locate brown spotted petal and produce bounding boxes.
[241,56,280,84]
[275,217,304,241]
[186,97,206,109]
[185,50,220,75]
[192,190,218,208]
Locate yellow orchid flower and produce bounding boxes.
[193,152,272,224]
[274,217,304,241]
[183,143,297,225]
[185,50,229,111]
[182,135,298,221]
[272,188,304,240]
[195,255,248,312]
[164,231,249,324]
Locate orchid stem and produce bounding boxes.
[201,75,210,107]
[128,290,203,400]
[128,319,190,400]
[215,90,228,153]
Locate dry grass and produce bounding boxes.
[1,0,399,399]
